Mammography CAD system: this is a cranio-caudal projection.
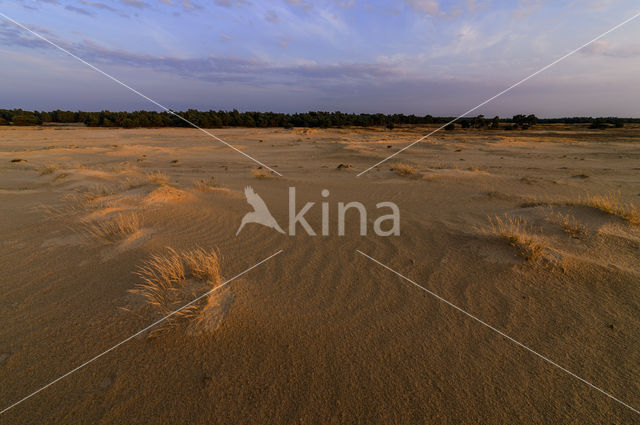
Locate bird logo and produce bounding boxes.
[236,186,285,235]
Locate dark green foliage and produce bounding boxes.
[0,108,636,129]
[589,118,610,129]
[473,115,486,128]
[444,123,455,131]
[511,114,538,128]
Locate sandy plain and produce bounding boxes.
[0,124,639,424]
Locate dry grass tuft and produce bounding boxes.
[81,211,140,243]
[131,248,222,336]
[124,170,169,189]
[547,210,587,238]
[193,177,220,191]
[486,215,544,262]
[251,168,273,179]
[570,193,639,224]
[390,163,419,177]
[40,164,58,175]
[146,170,169,185]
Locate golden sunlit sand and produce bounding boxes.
[1,124,639,423]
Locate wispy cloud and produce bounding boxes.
[265,10,279,23]
[214,0,248,8]
[405,0,439,16]
[64,5,94,16]
[581,40,640,58]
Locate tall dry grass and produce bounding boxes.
[125,170,169,189]
[546,210,587,238]
[193,177,220,191]
[390,163,419,177]
[486,215,544,262]
[251,168,273,179]
[520,192,639,225]
[81,211,140,243]
[131,248,222,336]
[570,193,639,224]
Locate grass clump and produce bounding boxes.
[40,164,58,175]
[147,170,169,185]
[193,177,220,191]
[81,211,140,243]
[487,215,544,262]
[570,193,639,224]
[131,248,222,336]
[547,210,587,238]
[124,170,169,189]
[390,163,419,177]
[251,168,273,179]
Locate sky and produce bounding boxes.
[0,0,639,117]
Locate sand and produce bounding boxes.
[0,124,639,424]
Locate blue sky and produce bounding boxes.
[0,0,639,116]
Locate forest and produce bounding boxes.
[0,108,633,129]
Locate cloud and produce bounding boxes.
[64,5,94,16]
[77,1,132,16]
[405,0,439,16]
[265,10,279,23]
[335,0,355,9]
[0,26,399,87]
[581,40,640,58]
[279,36,293,48]
[119,0,149,9]
[512,0,547,19]
[284,0,313,12]
[79,1,119,13]
[214,0,248,7]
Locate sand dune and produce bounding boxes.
[1,125,639,424]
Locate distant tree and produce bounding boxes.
[13,113,40,126]
[0,108,636,129]
[589,118,610,129]
[473,114,486,128]
[444,123,455,131]
[512,114,526,127]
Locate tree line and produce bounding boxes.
[0,108,635,129]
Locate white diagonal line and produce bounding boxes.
[0,249,283,416]
[0,11,282,177]
[357,10,640,176]
[356,250,640,416]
